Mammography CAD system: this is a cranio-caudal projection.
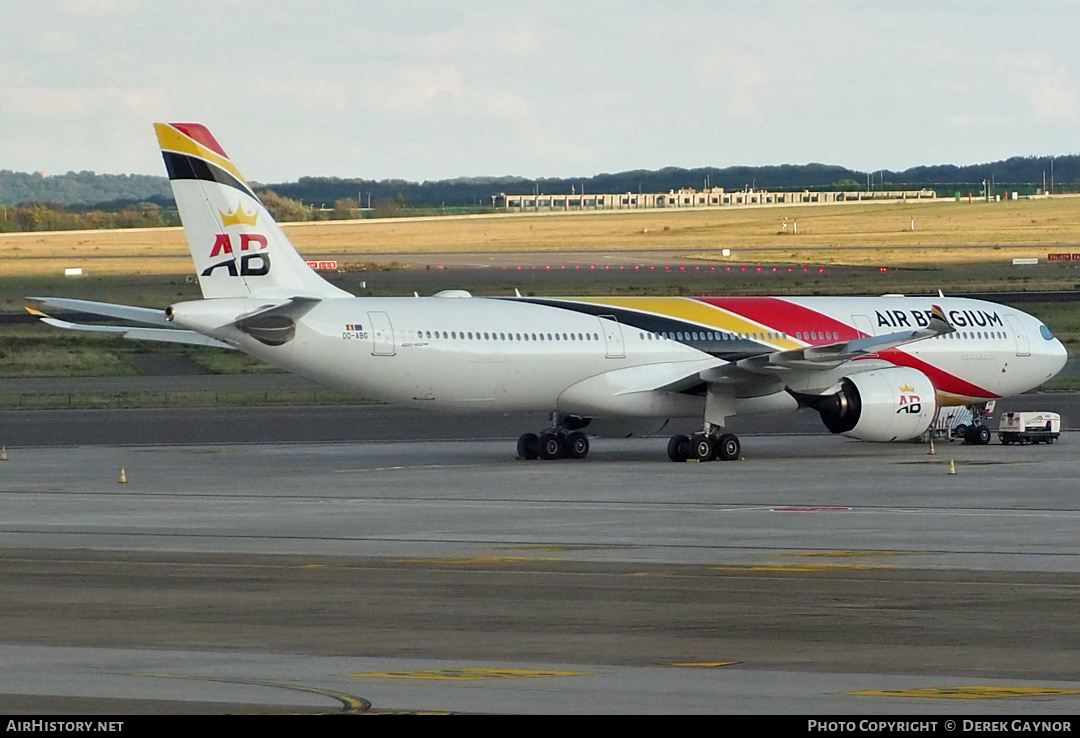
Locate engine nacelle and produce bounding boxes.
[815,367,937,442]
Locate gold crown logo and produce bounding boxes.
[899,384,916,393]
[220,203,258,227]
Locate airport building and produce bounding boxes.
[491,187,936,212]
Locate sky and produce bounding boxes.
[2,1,1079,183]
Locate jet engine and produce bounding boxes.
[812,367,937,442]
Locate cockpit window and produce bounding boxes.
[1040,325,1055,341]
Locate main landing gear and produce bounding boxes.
[960,423,992,446]
[955,402,994,446]
[667,430,740,462]
[517,414,590,461]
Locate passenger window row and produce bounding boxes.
[637,330,789,343]
[937,331,1007,340]
[796,331,839,342]
[405,329,601,343]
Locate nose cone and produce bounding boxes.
[1049,339,1069,378]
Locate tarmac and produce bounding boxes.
[1,399,1080,714]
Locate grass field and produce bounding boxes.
[2,197,1080,279]
[0,199,1077,397]
[0,388,365,410]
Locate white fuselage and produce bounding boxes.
[180,294,1068,420]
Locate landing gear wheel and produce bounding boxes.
[566,431,590,459]
[716,433,740,461]
[692,435,714,462]
[517,433,539,460]
[973,425,991,445]
[538,432,564,460]
[667,434,690,462]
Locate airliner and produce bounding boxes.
[29,123,1069,461]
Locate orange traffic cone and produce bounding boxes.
[948,459,956,475]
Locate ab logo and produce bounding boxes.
[896,385,922,414]
[202,233,271,277]
[201,253,271,277]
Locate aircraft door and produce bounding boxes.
[367,311,395,356]
[1004,314,1031,356]
[851,314,875,338]
[598,315,625,358]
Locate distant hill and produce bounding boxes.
[2,155,1077,209]
[0,170,172,208]
[266,156,1080,209]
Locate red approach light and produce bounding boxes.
[649,266,655,270]
[575,265,580,269]
[804,268,809,273]
[665,266,671,271]
[772,267,777,272]
[545,265,550,270]
[438,265,445,270]
[741,267,746,272]
[680,266,685,271]
[726,267,731,271]
[711,267,716,271]
[517,266,523,270]
[756,267,762,272]
[819,268,825,273]
[880,267,888,272]
[590,265,595,269]
[634,265,640,270]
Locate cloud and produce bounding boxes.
[1026,77,1080,123]
[999,56,1080,124]
[482,93,528,121]
[363,65,464,115]
[0,85,167,118]
[493,25,542,58]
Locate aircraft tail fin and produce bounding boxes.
[154,123,349,300]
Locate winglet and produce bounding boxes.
[929,304,955,335]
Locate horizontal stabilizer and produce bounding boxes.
[26,307,235,349]
[28,297,172,326]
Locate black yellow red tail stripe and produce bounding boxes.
[155,123,256,200]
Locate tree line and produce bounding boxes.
[2,155,1078,230]
[0,201,177,233]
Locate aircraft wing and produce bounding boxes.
[558,305,957,400]
[25,306,236,350]
[709,304,956,378]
